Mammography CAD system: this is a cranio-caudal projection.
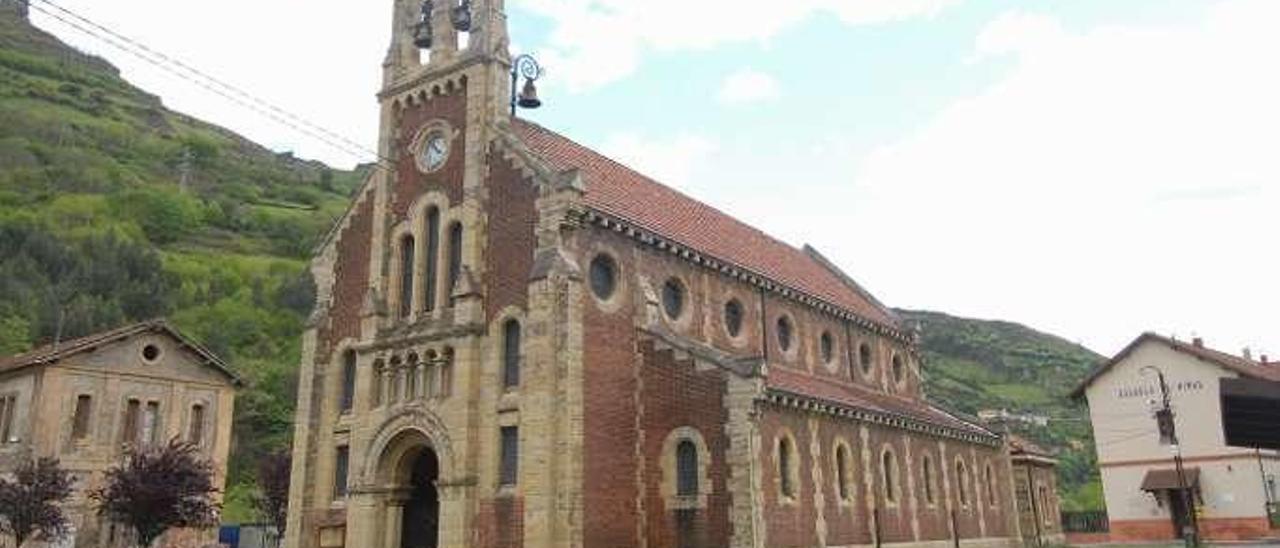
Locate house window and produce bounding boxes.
[334,445,350,499]
[189,403,206,445]
[340,350,356,413]
[676,440,699,497]
[835,443,852,501]
[859,343,873,375]
[503,319,521,389]
[662,278,685,320]
[723,299,744,338]
[72,395,92,441]
[778,436,797,498]
[446,222,463,304]
[399,235,415,318]
[142,402,160,446]
[820,331,835,364]
[122,399,141,445]
[882,449,898,503]
[956,459,970,507]
[0,395,16,443]
[922,454,937,505]
[776,316,793,353]
[499,426,519,487]
[423,207,441,313]
[589,254,618,301]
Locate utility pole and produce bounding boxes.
[1142,366,1200,547]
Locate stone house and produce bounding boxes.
[1072,333,1280,542]
[0,320,240,547]
[284,2,1025,547]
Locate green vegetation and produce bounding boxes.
[897,309,1106,511]
[0,10,364,520]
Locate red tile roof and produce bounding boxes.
[0,320,241,385]
[1072,332,1280,397]
[513,120,897,328]
[767,367,995,438]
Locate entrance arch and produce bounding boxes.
[397,446,439,548]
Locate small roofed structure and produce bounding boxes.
[1008,435,1065,545]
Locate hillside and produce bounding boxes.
[0,8,364,518]
[899,309,1105,510]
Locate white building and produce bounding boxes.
[1072,333,1280,542]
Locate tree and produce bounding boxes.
[0,457,74,547]
[252,451,291,547]
[93,440,220,548]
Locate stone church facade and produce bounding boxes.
[284,2,1025,547]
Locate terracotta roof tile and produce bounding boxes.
[767,367,994,438]
[513,120,897,328]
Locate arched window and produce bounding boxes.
[820,331,835,364]
[399,235,415,318]
[389,355,403,403]
[372,359,385,407]
[423,207,441,312]
[956,459,970,507]
[723,299,744,338]
[589,254,618,301]
[423,350,439,398]
[882,449,898,503]
[859,343,873,375]
[835,443,852,501]
[676,440,698,497]
[188,403,206,445]
[779,436,797,498]
[662,278,685,320]
[502,319,521,389]
[776,316,793,352]
[892,353,906,384]
[922,454,938,505]
[340,350,356,413]
[446,222,463,304]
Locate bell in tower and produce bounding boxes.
[413,0,433,49]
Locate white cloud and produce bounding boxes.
[599,132,718,189]
[518,0,961,92]
[718,69,781,106]
[838,0,1280,355]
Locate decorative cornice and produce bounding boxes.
[583,210,912,345]
[763,389,1001,448]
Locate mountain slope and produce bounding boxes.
[899,309,1105,509]
[0,9,364,519]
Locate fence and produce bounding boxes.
[1061,511,1110,534]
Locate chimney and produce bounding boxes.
[1262,355,1270,366]
[1192,337,1204,348]
[1243,347,1253,361]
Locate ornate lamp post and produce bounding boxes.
[510,54,543,116]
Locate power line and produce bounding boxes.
[27,0,396,171]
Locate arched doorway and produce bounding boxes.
[397,446,439,548]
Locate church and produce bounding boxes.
[284,2,1024,547]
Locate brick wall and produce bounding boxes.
[316,196,374,363]
[392,85,468,220]
[638,341,732,548]
[483,151,536,320]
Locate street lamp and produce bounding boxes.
[1140,366,1200,547]
[510,54,543,116]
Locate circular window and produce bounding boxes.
[589,254,617,301]
[892,353,906,383]
[820,332,835,364]
[662,278,685,320]
[724,299,744,338]
[421,131,450,172]
[859,343,873,375]
[776,316,793,352]
[141,344,161,363]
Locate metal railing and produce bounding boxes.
[1061,511,1110,533]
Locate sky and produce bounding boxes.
[27,0,1280,358]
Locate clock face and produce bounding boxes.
[423,133,449,172]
